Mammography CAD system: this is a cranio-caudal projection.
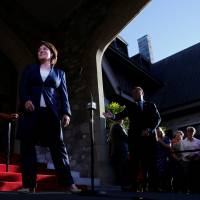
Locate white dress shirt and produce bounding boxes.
[181,137,200,161]
[40,67,50,107]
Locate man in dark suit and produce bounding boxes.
[104,86,161,191]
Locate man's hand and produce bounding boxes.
[141,129,149,137]
[103,111,114,119]
[25,100,35,112]
[62,115,70,128]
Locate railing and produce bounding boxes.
[6,122,12,172]
[172,148,200,153]
[0,113,18,172]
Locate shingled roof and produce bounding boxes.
[150,42,200,112]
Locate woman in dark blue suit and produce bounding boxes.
[17,41,81,193]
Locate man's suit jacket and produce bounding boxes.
[17,64,71,139]
[115,101,161,138]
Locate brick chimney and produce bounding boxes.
[137,35,154,63]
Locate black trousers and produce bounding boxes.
[20,107,74,188]
[129,136,158,191]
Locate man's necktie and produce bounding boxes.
[137,101,143,111]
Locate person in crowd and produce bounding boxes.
[103,86,161,192]
[181,126,200,193]
[171,130,184,192]
[107,119,130,190]
[156,127,171,192]
[17,41,81,193]
[171,130,184,161]
[0,113,18,120]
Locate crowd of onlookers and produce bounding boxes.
[155,126,200,193]
[108,123,200,194]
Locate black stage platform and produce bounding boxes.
[0,190,200,200]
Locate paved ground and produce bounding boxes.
[1,188,200,200]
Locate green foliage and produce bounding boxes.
[105,102,129,130]
[105,102,125,114]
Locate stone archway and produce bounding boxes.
[0,19,34,154]
[0,0,150,185]
[0,19,34,71]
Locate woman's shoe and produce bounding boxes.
[18,187,35,193]
[66,184,82,194]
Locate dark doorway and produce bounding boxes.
[0,52,18,157]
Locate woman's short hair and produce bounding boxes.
[38,41,58,65]
[174,130,184,137]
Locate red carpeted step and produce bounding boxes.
[0,172,22,182]
[37,174,57,183]
[0,164,21,172]
[0,181,22,191]
[0,175,60,191]
[0,163,56,174]
[0,159,87,192]
[0,180,66,192]
[0,172,56,182]
[0,181,86,192]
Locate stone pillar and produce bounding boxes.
[82,49,113,185]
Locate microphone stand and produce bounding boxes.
[79,68,106,196]
[85,94,97,195]
[80,94,107,197]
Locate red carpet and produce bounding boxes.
[0,154,86,192]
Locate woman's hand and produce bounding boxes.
[9,113,19,120]
[0,113,19,121]
[62,114,70,127]
[25,100,35,112]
